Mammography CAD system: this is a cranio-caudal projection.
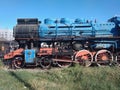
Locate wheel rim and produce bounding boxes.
[75,50,93,67]
[56,56,72,68]
[40,57,51,69]
[13,57,24,68]
[95,50,113,66]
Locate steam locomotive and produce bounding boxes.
[3,16,120,69]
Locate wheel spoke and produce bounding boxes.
[95,50,113,66]
[39,57,51,69]
[116,52,120,65]
[13,57,24,69]
[56,56,72,68]
[75,50,93,67]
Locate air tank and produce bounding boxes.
[75,18,82,24]
[74,18,86,24]
[60,18,70,24]
[44,18,55,25]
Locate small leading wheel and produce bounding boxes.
[95,50,113,66]
[75,50,93,67]
[39,56,52,69]
[56,56,72,68]
[13,57,25,69]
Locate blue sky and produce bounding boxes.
[0,0,120,29]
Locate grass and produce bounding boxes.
[0,59,120,90]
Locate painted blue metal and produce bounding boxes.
[12,16,120,51]
[44,18,55,25]
[38,17,120,49]
[24,49,36,63]
[14,16,120,40]
[74,18,86,24]
[93,22,115,37]
[39,17,120,38]
[60,18,70,24]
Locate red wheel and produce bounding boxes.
[39,56,52,69]
[13,57,25,69]
[75,50,93,67]
[95,50,113,66]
